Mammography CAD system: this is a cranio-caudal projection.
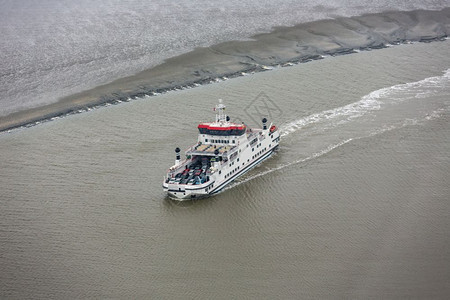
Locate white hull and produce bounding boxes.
[163,100,280,201]
[163,144,278,200]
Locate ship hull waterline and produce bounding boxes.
[164,145,278,201]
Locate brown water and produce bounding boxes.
[1,41,450,298]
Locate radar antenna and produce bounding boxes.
[215,99,227,123]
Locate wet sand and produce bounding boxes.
[1,8,450,132]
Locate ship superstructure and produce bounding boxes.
[163,100,280,200]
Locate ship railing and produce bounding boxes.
[226,145,238,155]
[168,161,188,174]
[186,144,238,157]
[185,145,197,153]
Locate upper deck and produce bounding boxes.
[186,143,237,157]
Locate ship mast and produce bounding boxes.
[215,99,227,123]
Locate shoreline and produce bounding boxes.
[1,8,450,133]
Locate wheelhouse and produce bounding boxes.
[197,124,246,136]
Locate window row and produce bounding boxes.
[252,147,267,160]
[224,166,240,179]
[205,139,235,144]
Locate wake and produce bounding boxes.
[227,69,450,190]
[279,68,450,137]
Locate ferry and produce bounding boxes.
[163,100,280,200]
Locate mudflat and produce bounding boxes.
[1,8,449,132]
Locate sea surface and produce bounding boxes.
[1,39,450,298]
[1,0,450,117]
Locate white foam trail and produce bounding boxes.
[368,107,449,137]
[229,107,448,190]
[225,69,450,191]
[424,108,447,121]
[279,92,382,137]
[227,138,354,190]
[279,68,450,137]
